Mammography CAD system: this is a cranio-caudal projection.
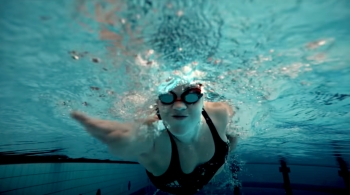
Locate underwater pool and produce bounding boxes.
[0,0,349,194]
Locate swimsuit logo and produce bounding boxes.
[166,180,181,188]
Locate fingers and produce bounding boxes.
[71,111,98,129]
[71,111,102,129]
[71,111,114,134]
[71,111,103,136]
[71,111,90,123]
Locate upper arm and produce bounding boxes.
[71,111,157,161]
[207,102,237,151]
[206,102,235,128]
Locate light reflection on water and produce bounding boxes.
[0,0,349,163]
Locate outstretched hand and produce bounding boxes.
[71,111,159,144]
[71,111,159,158]
[71,111,125,144]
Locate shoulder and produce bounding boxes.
[203,101,235,133]
[138,129,171,175]
[204,102,234,120]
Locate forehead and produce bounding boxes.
[170,84,199,94]
[171,85,189,93]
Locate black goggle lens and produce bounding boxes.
[184,93,199,103]
[159,94,174,104]
[159,92,201,104]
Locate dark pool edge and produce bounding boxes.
[0,153,139,165]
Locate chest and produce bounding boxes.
[148,120,222,176]
[175,124,216,174]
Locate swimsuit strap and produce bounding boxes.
[167,130,182,173]
[201,108,222,143]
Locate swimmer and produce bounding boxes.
[71,81,237,194]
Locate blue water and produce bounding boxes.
[0,0,349,179]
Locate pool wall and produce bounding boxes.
[0,162,149,195]
[0,159,349,195]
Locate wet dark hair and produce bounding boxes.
[156,107,162,120]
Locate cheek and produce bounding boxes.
[195,99,204,109]
[189,103,203,115]
[158,106,169,115]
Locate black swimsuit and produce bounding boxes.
[146,109,230,194]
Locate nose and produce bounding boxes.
[172,98,186,111]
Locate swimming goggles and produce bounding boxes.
[158,88,203,105]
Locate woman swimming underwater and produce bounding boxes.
[71,80,237,194]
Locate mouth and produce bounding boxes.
[172,115,187,120]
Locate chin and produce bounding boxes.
[166,119,189,127]
[166,125,188,133]
[168,120,186,126]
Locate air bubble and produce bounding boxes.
[177,10,184,17]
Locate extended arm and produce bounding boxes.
[71,112,158,160]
